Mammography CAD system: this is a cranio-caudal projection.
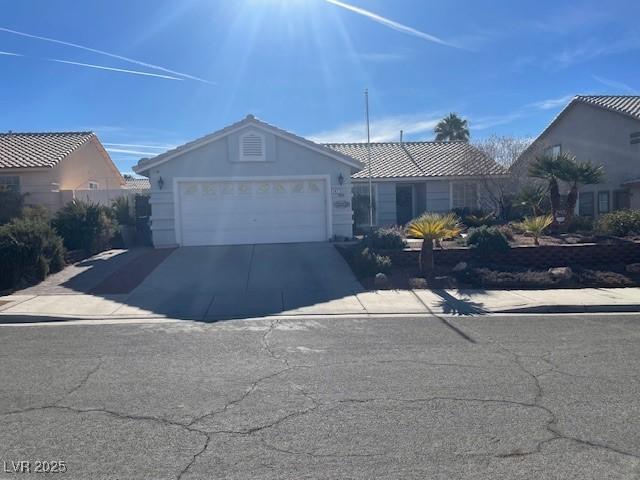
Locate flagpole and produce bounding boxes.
[365,88,373,229]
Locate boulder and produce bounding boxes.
[409,277,428,289]
[548,266,573,280]
[452,261,468,272]
[626,263,640,274]
[374,273,389,288]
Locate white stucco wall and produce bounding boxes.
[144,126,355,247]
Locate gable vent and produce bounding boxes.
[240,133,265,161]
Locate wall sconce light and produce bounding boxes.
[338,172,344,185]
[157,176,165,190]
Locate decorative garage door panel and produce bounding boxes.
[177,179,328,246]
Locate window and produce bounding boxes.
[452,182,478,210]
[88,181,99,190]
[579,191,594,217]
[613,190,631,211]
[0,176,20,193]
[239,132,266,161]
[352,183,377,227]
[545,144,561,158]
[598,191,610,214]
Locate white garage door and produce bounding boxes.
[176,177,329,246]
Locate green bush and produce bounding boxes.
[364,226,406,250]
[53,199,116,254]
[0,217,65,290]
[0,190,25,225]
[466,226,510,256]
[595,210,640,237]
[348,246,392,277]
[112,196,134,226]
[567,215,594,233]
[463,212,496,228]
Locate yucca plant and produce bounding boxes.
[406,213,462,277]
[516,214,553,245]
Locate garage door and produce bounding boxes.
[176,177,329,246]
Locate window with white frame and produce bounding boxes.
[352,183,377,227]
[598,191,610,214]
[545,144,561,158]
[239,132,266,161]
[452,182,478,210]
[88,181,99,190]
[0,176,20,193]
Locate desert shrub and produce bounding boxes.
[364,226,406,250]
[346,246,392,277]
[459,266,561,288]
[515,215,554,245]
[497,224,515,241]
[112,196,134,226]
[21,205,51,222]
[0,190,25,225]
[466,226,510,256]
[567,215,594,233]
[463,212,496,228]
[595,210,640,237]
[53,199,116,254]
[0,217,65,290]
[573,267,634,287]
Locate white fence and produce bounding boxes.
[71,188,135,206]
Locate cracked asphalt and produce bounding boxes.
[1,313,639,479]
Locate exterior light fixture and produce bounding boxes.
[338,172,344,185]
[157,176,165,190]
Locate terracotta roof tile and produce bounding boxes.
[0,132,95,169]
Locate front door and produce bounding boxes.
[396,185,414,225]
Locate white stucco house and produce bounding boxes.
[133,115,504,248]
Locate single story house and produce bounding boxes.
[514,95,640,216]
[133,115,504,248]
[0,131,125,211]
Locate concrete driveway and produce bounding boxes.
[113,243,365,319]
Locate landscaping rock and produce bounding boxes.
[452,261,468,272]
[409,277,428,289]
[626,263,640,274]
[548,266,573,280]
[374,273,389,288]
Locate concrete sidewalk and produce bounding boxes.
[1,287,639,322]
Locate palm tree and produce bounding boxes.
[516,215,554,245]
[563,158,604,227]
[528,154,569,220]
[434,113,470,142]
[406,213,462,277]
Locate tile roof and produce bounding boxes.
[324,141,506,179]
[576,95,640,120]
[124,177,151,192]
[0,132,95,169]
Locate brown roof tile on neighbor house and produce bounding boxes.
[124,177,151,193]
[324,141,506,179]
[0,131,95,169]
[576,95,640,120]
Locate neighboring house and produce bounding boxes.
[133,115,505,248]
[515,95,640,217]
[124,177,151,195]
[0,131,125,211]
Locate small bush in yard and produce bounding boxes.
[53,199,116,254]
[595,210,640,237]
[0,190,25,225]
[466,226,510,256]
[463,212,496,228]
[364,226,406,250]
[0,217,65,290]
[348,246,392,277]
[515,215,553,245]
[567,215,594,233]
[460,266,562,288]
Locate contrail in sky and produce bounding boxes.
[325,0,459,49]
[48,58,183,81]
[0,26,215,84]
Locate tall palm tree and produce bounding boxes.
[434,113,470,142]
[406,213,462,277]
[563,158,604,226]
[528,154,569,220]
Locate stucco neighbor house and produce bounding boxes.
[133,115,505,248]
[0,131,125,211]
[514,95,640,216]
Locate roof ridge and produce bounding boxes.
[576,94,640,98]
[0,131,94,136]
[321,140,464,145]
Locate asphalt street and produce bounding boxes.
[1,313,639,479]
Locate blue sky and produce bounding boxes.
[1,0,639,174]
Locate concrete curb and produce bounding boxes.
[494,304,640,314]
